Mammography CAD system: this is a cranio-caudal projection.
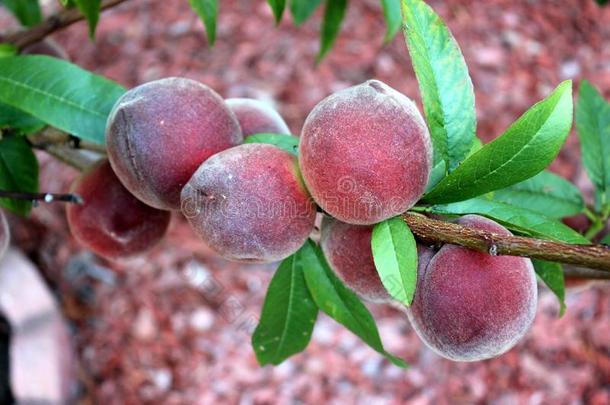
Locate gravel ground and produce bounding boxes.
[2,0,610,403]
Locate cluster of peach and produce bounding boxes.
[65,77,537,362]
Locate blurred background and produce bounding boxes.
[1,0,610,403]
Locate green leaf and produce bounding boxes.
[601,233,610,244]
[426,137,483,192]
[532,259,566,316]
[301,240,407,367]
[402,0,476,172]
[492,171,585,218]
[575,80,610,208]
[0,43,17,58]
[73,0,101,39]
[426,197,590,244]
[290,0,323,25]
[244,133,299,155]
[0,55,126,144]
[424,81,573,204]
[380,0,401,43]
[0,103,45,134]
[0,0,41,27]
[187,0,218,45]
[371,217,418,306]
[317,0,347,63]
[252,253,318,365]
[267,0,286,24]
[0,136,38,215]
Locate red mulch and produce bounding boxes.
[2,0,610,403]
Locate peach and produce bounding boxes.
[181,144,316,262]
[106,77,242,210]
[66,160,171,259]
[0,210,8,260]
[299,80,432,225]
[225,98,290,137]
[407,215,537,361]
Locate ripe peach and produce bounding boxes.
[66,160,171,259]
[0,211,8,260]
[407,215,537,361]
[299,80,432,225]
[106,77,242,210]
[225,98,290,137]
[181,144,316,262]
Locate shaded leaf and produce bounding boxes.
[301,240,407,367]
[492,171,585,218]
[0,103,45,134]
[402,0,476,171]
[575,80,610,208]
[427,197,590,244]
[533,259,566,316]
[267,0,286,24]
[244,133,299,155]
[187,0,218,45]
[0,55,126,144]
[424,81,573,204]
[290,0,323,25]
[252,253,318,365]
[0,136,38,215]
[73,0,101,39]
[371,217,418,306]
[317,0,348,63]
[0,0,41,27]
[380,0,401,43]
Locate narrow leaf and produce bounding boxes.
[290,0,323,25]
[252,254,318,365]
[371,217,418,306]
[0,103,45,134]
[0,56,126,144]
[426,137,482,192]
[380,0,401,43]
[427,197,590,244]
[301,240,407,367]
[424,81,573,204]
[0,0,41,27]
[317,0,348,63]
[402,0,476,171]
[575,80,610,208]
[73,0,101,39]
[0,43,17,57]
[0,136,38,215]
[267,0,286,24]
[533,259,566,316]
[244,133,299,155]
[601,233,610,244]
[492,171,585,218]
[188,0,218,45]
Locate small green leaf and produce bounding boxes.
[73,0,101,39]
[252,253,318,365]
[427,197,590,244]
[0,55,126,144]
[0,136,38,215]
[575,80,610,208]
[0,0,41,27]
[0,43,17,58]
[380,0,401,43]
[492,171,585,218]
[601,233,610,244]
[290,0,323,25]
[301,240,407,367]
[317,0,347,63]
[424,81,573,204]
[0,103,45,134]
[402,0,476,172]
[244,133,299,155]
[371,217,418,306]
[187,0,218,45]
[267,0,286,24]
[532,259,566,316]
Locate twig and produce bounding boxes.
[4,0,130,50]
[28,128,107,154]
[403,212,610,272]
[563,266,610,280]
[0,190,83,204]
[27,131,101,171]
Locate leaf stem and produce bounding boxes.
[0,189,83,204]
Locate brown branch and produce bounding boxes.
[27,130,101,171]
[0,190,83,204]
[4,0,130,50]
[403,212,610,272]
